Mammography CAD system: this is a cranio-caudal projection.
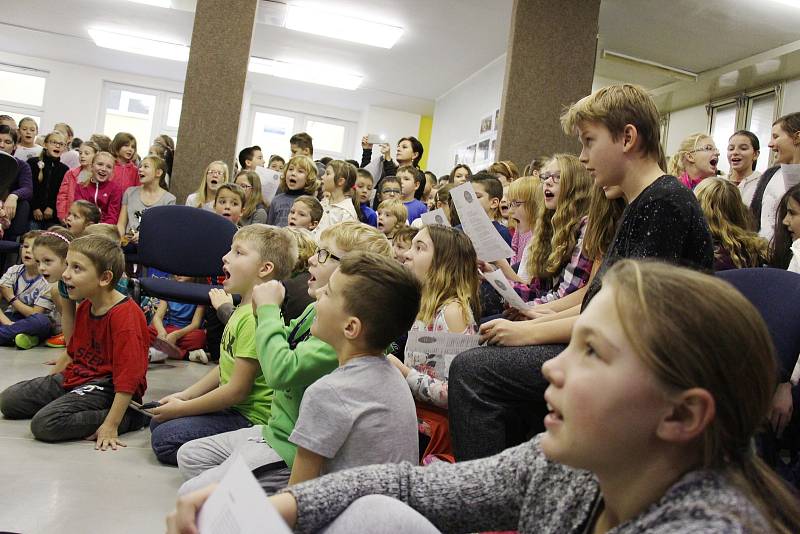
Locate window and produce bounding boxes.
[99,83,182,151]
[250,106,356,160]
[707,87,780,174]
[710,102,737,175]
[0,65,47,127]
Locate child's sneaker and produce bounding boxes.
[148,347,168,363]
[15,333,39,350]
[188,349,209,364]
[45,333,66,348]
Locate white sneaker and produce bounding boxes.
[148,347,168,363]
[188,349,209,364]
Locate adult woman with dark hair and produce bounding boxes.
[361,135,425,208]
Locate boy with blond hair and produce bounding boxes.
[448,84,714,461]
[177,221,394,495]
[377,199,408,240]
[0,235,149,449]
[148,225,298,465]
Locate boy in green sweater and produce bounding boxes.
[176,221,392,494]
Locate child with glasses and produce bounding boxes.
[186,161,229,211]
[28,131,69,230]
[668,133,720,190]
[148,225,297,466]
[233,170,268,226]
[176,221,392,496]
[374,176,402,209]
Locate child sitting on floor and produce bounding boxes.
[147,276,206,363]
[148,225,297,466]
[0,230,54,348]
[0,235,149,449]
[64,200,101,237]
[388,225,479,461]
[176,221,392,495]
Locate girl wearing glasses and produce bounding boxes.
[506,177,540,272]
[186,161,229,211]
[233,170,267,226]
[28,131,69,230]
[669,133,720,190]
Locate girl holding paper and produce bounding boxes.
[387,225,479,462]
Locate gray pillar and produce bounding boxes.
[171,0,258,203]
[497,0,600,168]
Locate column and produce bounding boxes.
[497,0,601,168]
[171,0,258,202]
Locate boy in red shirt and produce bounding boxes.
[0,234,149,450]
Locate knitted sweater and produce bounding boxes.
[284,435,770,534]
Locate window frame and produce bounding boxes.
[248,105,357,161]
[0,63,48,123]
[98,81,182,148]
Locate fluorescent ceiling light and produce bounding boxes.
[126,0,172,7]
[88,28,189,62]
[248,56,363,90]
[285,5,403,49]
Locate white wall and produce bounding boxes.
[427,55,506,176]
[781,78,800,115]
[360,106,422,162]
[665,104,708,156]
[0,50,184,140]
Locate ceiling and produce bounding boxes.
[2,0,800,115]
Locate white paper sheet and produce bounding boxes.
[450,182,513,262]
[255,166,282,205]
[197,455,292,534]
[405,329,481,358]
[481,269,530,310]
[420,208,451,227]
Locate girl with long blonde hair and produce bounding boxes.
[694,177,768,270]
[669,132,720,189]
[521,154,593,304]
[186,161,229,211]
[387,225,479,461]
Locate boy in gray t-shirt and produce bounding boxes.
[286,251,422,485]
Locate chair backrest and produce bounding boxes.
[138,205,238,277]
[716,268,800,380]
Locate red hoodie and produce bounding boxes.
[114,160,140,191]
[74,179,123,224]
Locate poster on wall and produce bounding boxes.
[494,109,500,131]
[480,114,493,135]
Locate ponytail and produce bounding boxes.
[726,453,800,533]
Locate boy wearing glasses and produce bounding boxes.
[177,221,391,495]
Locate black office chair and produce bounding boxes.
[134,205,238,305]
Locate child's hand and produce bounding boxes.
[479,318,530,347]
[165,331,180,346]
[32,209,43,221]
[44,207,54,219]
[130,231,139,244]
[151,397,187,422]
[477,260,496,273]
[208,288,233,310]
[252,280,286,309]
[89,422,126,451]
[159,391,188,404]
[386,354,410,377]
[166,483,218,534]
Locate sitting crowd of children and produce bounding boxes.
[2,82,800,533]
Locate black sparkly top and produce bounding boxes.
[582,175,714,309]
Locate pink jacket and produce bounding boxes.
[74,179,124,224]
[114,161,140,191]
[56,166,85,222]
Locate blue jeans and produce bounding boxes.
[149,408,252,466]
[0,312,52,344]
